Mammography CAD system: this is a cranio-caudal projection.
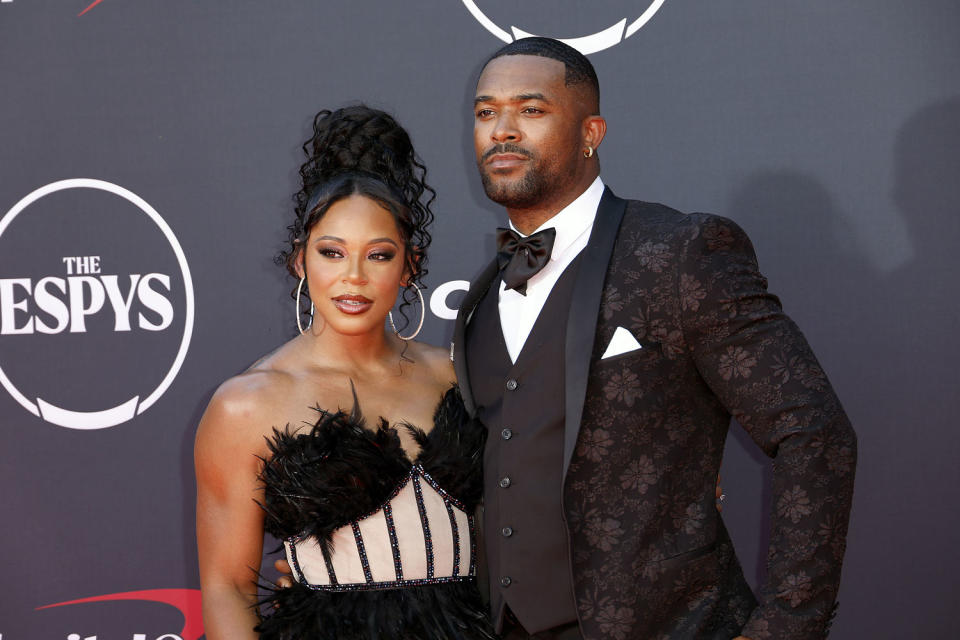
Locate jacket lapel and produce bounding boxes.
[562,187,627,480]
[452,257,501,416]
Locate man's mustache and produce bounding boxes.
[480,143,534,164]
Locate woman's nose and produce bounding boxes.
[343,256,367,285]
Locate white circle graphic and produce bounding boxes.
[461,0,668,54]
[0,179,195,429]
[430,280,470,321]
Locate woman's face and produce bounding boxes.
[301,194,408,338]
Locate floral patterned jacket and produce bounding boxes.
[454,188,856,639]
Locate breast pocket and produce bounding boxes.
[597,340,662,367]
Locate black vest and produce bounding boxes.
[465,256,582,634]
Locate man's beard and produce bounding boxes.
[480,165,550,209]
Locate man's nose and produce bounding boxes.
[491,113,521,143]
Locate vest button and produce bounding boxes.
[501,428,513,440]
[501,526,513,537]
[505,378,518,391]
[499,476,511,489]
[500,576,512,587]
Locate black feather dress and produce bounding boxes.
[256,385,496,640]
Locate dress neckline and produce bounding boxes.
[305,383,460,466]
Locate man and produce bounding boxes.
[451,37,856,639]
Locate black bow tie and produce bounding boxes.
[496,227,556,296]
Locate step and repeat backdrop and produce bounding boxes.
[1,1,957,638]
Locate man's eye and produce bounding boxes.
[522,107,543,114]
[476,108,494,118]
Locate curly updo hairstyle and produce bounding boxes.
[279,105,436,332]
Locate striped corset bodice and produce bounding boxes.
[261,386,485,594]
[284,464,477,591]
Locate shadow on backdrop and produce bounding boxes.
[851,96,960,635]
[722,169,876,588]
[721,96,960,636]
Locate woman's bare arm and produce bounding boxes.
[195,380,272,640]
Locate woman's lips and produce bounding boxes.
[332,294,373,315]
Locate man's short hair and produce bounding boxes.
[484,37,600,110]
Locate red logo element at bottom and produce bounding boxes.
[78,1,104,17]
[37,589,204,640]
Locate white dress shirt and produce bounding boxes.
[499,176,605,363]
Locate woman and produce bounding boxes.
[195,105,495,639]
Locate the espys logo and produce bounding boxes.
[462,0,668,54]
[0,179,194,430]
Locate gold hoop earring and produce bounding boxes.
[296,276,314,335]
[388,283,425,341]
[583,146,594,158]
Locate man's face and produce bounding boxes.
[474,55,588,210]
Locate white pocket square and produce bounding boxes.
[601,326,643,359]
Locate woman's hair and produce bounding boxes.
[278,105,436,331]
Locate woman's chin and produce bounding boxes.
[316,316,391,339]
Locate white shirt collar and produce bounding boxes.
[508,176,605,262]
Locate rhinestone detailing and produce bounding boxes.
[351,521,374,584]
[467,513,478,577]
[383,501,403,582]
[284,464,475,592]
[411,472,435,579]
[444,500,461,577]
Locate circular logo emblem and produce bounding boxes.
[0,179,194,430]
[462,0,668,54]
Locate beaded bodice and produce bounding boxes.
[284,463,476,590]
[260,386,485,593]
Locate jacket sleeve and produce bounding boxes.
[676,214,856,639]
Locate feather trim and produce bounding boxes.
[256,579,496,640]
[258,385,485,544]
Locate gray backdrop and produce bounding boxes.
[1,1,957,638]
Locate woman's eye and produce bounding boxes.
[319,248,343,258]
[369,251,396,261]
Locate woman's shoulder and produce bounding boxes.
[405,340,456,387]
[210,369,294,421]
[196,340,320,450]
[195,368,295,459]
[207,340,340,424]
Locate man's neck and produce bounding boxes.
[507,172,600,235]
